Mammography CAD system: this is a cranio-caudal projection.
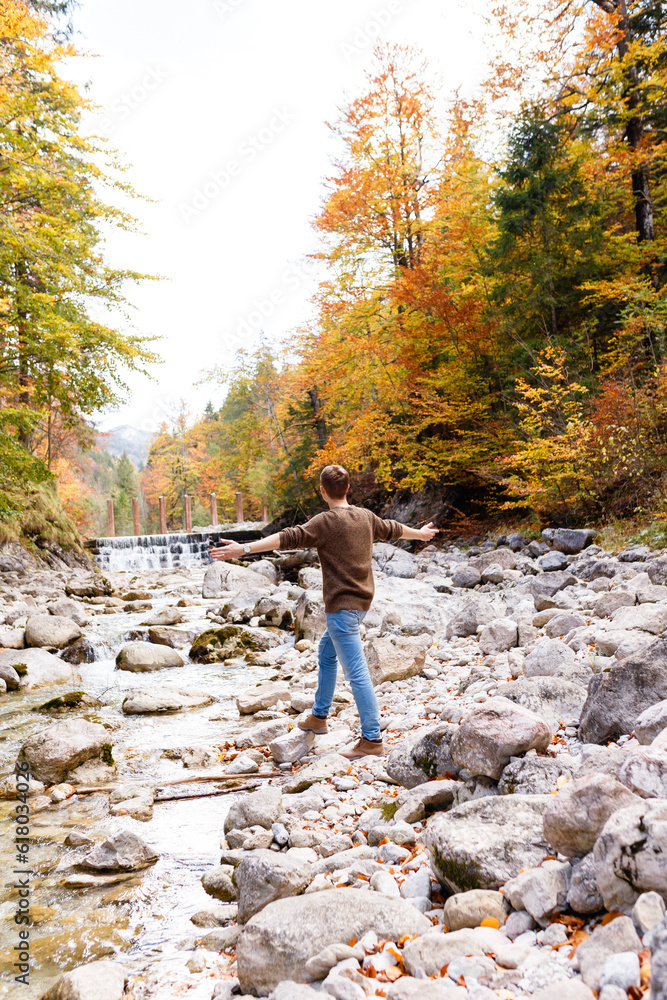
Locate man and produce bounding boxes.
[210,465,438,759]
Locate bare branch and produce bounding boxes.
[589,0,620,11]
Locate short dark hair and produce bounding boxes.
[320,464,350,500]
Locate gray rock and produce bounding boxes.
[530,570,578,601]
[199,925,240,951]
[523,639,591,686]
[78,830,158,872]
[304,942,365,979]
[478,619,518,655]
[386,982,468,1000]
[18,718,113,784]
[575,916,642,991]
[234,850,311,923]
[470,547,517,571]
[190,904,238,927]
[543,773,641,857]
[121,687,214,714]
[140,606,186,626]
[311,845,378,875]
[224,785,283,834]
[450,697,551,780]
[632,891,665,935]
[237,718,292,749]
[190,624,279,662]
[148,625,197,649]
[619,746,667,798]
[442,889,508,930]
[539,551,569,571]
[503,859,571,926]
[567,852,604,914]
[202,561,274,598]
[504,909,536,940]
[594,591,636,619]
[202,866,237,901]
[237,682,290,714]
[394,779,458,823]
[648,557,667,585]
[544,612,587,638]
[283,753,349,793]
[39,960,127,1000]
[25,613,81,649]
[600,953,640,992]
[294,590,326,643]
[451,565,481,589]
[579,639,667,743]
[445,596,496,638]
[365,634,430,684]
[270,984,321,1000]
[269,728,315,764]
[546,528,596,554]
[650,915,667,1000]
[402,925,524,977]
[115,642,184,672]
[236,888,431,995]
[531,983,595,1000]
[594,799,667,909]
[498,755,576,795]
[48,597,91,627]
[0,646,78,690]
[636,700,667,744]
[578,744,629,780]
[496,676,588,732]
[386,723,460,788]
[611,603,667,633]
[426,794,551,892]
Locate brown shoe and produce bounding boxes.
[340,737,384,759]
[298,712,328,735]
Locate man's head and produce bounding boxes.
[320,464,350,501]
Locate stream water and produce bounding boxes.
[0,566,285,997]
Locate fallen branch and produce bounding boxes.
[154,782,259,803]
[74,771,282,795]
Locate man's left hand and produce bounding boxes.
[210,540,244,561]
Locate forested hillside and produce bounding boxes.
[144,1,667,535]
[0,0,155,550]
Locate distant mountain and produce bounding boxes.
[98,425,152,467]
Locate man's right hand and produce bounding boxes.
[419,522,439,541]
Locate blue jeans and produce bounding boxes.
[313,610,381,742]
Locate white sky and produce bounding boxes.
[72,0,490,436]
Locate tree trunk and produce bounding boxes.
[307,388,328,447]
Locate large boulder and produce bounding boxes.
[224,785,283,834]
[237,682,290,715]
[594,590,637,619]
[373,542,418,579]
[442,889,508,930]
[544,528,596,554]
[115,642,183,672]
[425,794,551,892]
[478,618,518,655]
[611,604,667,634]
[78,830,159,872]
[140,607,186,626]
[523,639,592,686]
[451,565,481,589]
[202,561,274,598]
[386,723,460,788]
[48,597,91,627]
[619,746,667,798]
[575,916,642,992]
[365,634,430,684]
[650,916,667,1000]
[594,800,667,910]
[498,755,576,795]
[121,687,215,714]
[579,639,667,743]
[530,570,577,602]
[469,547,517,571]
[25,614,82,649]
[18,719,113,784]
[234,850,311,923]
[190,625,279,663]
[543,773,641,858]
[496,676,588,731]
[294,590,326,643]
[450,697,551,780]
[503,859,572,926]
[39,960,127,1000]
[648,556,667,586]
[236,889,431,995]
[445,596,496,638]
[10,647,81,691]
[635,700,667,744]
[401,925,523,977]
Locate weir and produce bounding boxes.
[86,524,265,572]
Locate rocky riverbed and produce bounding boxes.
[1,529,667,1000]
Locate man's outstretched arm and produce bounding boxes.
[210,532,282,562]
[398,520,439,542]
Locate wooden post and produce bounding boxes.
[106,499,115,538]
[235,491,244,523]
[158,495,167,534]
[261,498,268,523]
[184,494,192,532]
[210,492,218,526]
[132,498,140,536]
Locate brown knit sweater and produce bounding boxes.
[279,505,403,613]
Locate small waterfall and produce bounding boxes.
[88,527,264,573]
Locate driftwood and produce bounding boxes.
[74,771,281,795]
[154,782,259,803]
